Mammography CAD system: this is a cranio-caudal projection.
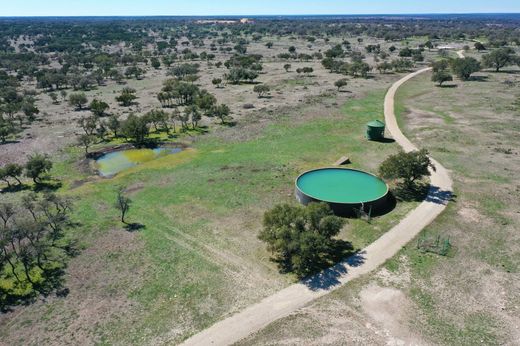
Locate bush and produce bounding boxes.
[334,78,348,91]
[253,84,270,98]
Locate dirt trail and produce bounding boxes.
[179,69,453,346]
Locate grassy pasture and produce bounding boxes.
[1,90,416,345]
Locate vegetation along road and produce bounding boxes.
[181,68,454,346]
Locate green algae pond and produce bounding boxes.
[95,147,182,177]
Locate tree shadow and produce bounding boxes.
[33,180,63,192]
[393,182,430,202]
[222,120,237,127]
[0,184,29,194]
[437,84,458,88]
[0,139,21,145]
[273,239,358,289]
[124,222,145,232]
[425,186,456,205]
[469,75,489,82]
[301,250,366,291]
[370,137,396,143]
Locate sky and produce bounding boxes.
[2,0,520,17]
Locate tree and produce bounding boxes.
[265,42,274,49]
[259,203,346,277]
[431,71,453,86]
[25,154,53,184]
[431,59,449,72]
[376,61,393,74]
[302,67,314,76]
[482,48,517,72]
[115,188,131,224]
[144,109,169,133]
[78,116,98,136]
[212,78,223,88]
[253,84,270,98]
[450,57,481,81]
[107,115,121,138]
[77,134,96,155]
[49,92,59,104]
[124,65,145,79]
[226,68,258,84]
[474,42,486,51]
[68,92,88,110]
[195,90,217,116]
[116,87,137,107]
[379,149,434,188]
[150,57,161,70]
[121,114,149,146]
[0,117,16,144]
[212,104,231,124]
[0,163,23,187]
[185,105,201,129]
[283,64,291,72]
[89,99,109,117]
[334,78,348,91]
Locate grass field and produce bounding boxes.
[238,67,520,345]
[0,88,419,345]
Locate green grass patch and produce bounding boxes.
[11,89,416,344]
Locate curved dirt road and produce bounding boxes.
[180,69,453,346]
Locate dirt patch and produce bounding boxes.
[360,285,426,345]
[458,206,482,223]
[0,228,147,345]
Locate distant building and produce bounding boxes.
[240,18,254,24]
[195,19,237,25]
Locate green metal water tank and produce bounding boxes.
[366,120,385,140]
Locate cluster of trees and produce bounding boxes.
[0,74,40,143]
[376,59,415,73]
[0,154,53,188]
[0,192,75,306]
[224,54,263,84]
[398,47,425,62]
[259,203,346,278]
[322,57,371,78]
[158,78,231,124]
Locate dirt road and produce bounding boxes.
[180,68,453,346]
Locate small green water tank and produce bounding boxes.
[366,120,386,140]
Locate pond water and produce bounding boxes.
[95,147,182,177]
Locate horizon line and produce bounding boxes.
[1,12,520,18]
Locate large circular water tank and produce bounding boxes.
[295,168,389,216]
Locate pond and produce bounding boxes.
[95,147,182,177]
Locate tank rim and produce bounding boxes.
[295,167,389,205]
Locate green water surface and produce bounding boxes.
[296,168,388,203]
[96,147,182,176]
